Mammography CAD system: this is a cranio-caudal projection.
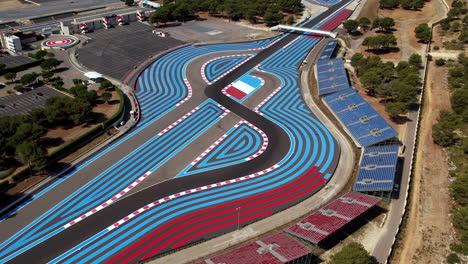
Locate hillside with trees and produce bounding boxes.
[150,0,303,26]
[431,54,468,256]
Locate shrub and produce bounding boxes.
[435,58,446,66]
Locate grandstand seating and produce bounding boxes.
[318,40,338,60]
[286,192,380,244]
[316,58,350,95]
[323,88,398,146]
[195,233,311,264]
[354,145,399,192]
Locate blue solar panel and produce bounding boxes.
[323,88,398,146]
[353,144,399,192]
[318,40,338,60]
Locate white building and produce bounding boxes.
[5,35,22,52]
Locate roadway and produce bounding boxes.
[1,1,349,262]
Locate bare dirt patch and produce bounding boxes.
[379,3,435,20]
[357,0,380,20]
[0,0,33,11]
[392,61,456,264]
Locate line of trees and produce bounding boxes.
[343,17,395,32]
[431,54,468,256]
[150,0,303,26]
[380,0,427,10]
[0,74,116,176]
[351,52,423,119]
[362,34,397,51]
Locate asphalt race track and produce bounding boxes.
[0,1,350,263]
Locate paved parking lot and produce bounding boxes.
[164,20,265,43]
[0,54,33,69]
[77,22,185,81]
[0,86,66,117]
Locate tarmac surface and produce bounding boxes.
[1,1,349,262]
[0,86,66,117]
[77,22,185,81]
[0,54,33,69]
[0,0,122,22]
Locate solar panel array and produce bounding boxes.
[354,145,399,192]
[323,88,398,147]
[285,192,380,244]
[195,233,311,264]
[318,40,338,60]
[316,58,350,95]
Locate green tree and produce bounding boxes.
[0,64,5,71]
[4,72,16,83]
[414,23,432,42]
[101,91,112,104]
[35,50,47,59]
[447,253,461,264]
[15,141,47,172]
[408,53,422,67]
[451,22,461,31]
[435,58,446,66]
[40,59,61,70]
[20,73,37,86]
[451,89,468,114]
[125,0,134,6]
[452,174,468,206]
[459,26,468,42]
[463,15,468,25]
[432,121,457,147]
[351,52,365,68]
[385,102,408,118]
[358,17,371,28]
[173,3,195,22]
[286,15,294,25]
[380,0,399,8]
[373,17,395,31]
[330,242,372,264]
[41,71,54,82]
[14,84,24,92]
[263,10,283,26]
[441,19,451,30]
[343,19,359,32]
[69,84,87,96]
[361,69,384,94]
[99,80,113,90]
[150,4,174,25]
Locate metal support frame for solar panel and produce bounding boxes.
[356,190,392,200]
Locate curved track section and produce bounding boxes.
[2,1,349,262]
[48,33,339,264]
[177,120,267,177]
[202,55,254,84]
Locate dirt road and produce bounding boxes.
[393,61,456,264]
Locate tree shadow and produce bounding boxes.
[108,99,120,105]
[391,115,412,124]
[52,67,69,73]
[350,31,363,37]
[364,47,400,54]
[41,137,65,148]
[87,112,107,124]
